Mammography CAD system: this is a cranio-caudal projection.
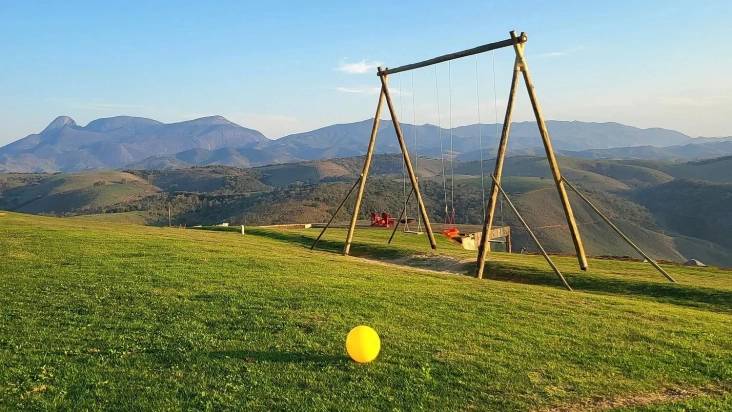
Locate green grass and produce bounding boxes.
[67,211,150,225]
[1,212,731,410]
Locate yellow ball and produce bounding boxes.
[346,325,381,363]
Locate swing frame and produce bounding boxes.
[342,30,588,273]
[315,30,676,288]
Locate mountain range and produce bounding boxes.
[2,115,731,173]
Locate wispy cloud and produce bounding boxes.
[336,86,380,95]
[534,46,584,59]
[336,59,383,74]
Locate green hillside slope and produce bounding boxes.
[636,180,732,250]
[2,154,731,266]
[135,166,268,194]
[0,171,158,214]
[664,156,732,183]
[0,212,730,410]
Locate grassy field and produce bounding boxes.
[67,211,150,225]
[1,212,731,410]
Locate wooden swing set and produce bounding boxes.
[312,31,675,290]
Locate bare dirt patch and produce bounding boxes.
[351,253,474,277]
[538,385,728,412]
[390,253,474,274]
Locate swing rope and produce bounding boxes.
[411,72,423,231]
[491,50,505,227]
[399,76,410,230]
[435,65,449,225]
[475,56,486,213]
[448,61,456,225]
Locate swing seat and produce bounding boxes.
[442,227,460,239]
[443,227,480,251]
[457,234,477,251]
[370,212,396,228]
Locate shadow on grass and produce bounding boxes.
[209,350,347,365]
[245,228,732,313]
[247,227,409,260]
[485,261,732,313]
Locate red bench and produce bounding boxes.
[370,212,396,228]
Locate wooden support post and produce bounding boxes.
[491,176,573,291]
[388,187,414,244]
[506,230,512,253]
[379,72,438,250]
[476,56,521,279]
[562,177,676,283]
[512,30,589,271]
[312,177,361,251]
[344,88,386,255]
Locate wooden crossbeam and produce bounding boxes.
[378,34,527,76]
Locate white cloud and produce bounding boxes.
[535,46,584,59]
[336,59,383,74]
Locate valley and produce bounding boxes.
[3,153,731,266]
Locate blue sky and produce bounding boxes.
[1,1,731,144]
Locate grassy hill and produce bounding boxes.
[636,180,732,250]
[0,212,730,410]
[2,154,731,266]
[663,156,732,183]
[137,166,268,194]
[0,171,158,215]
[613,157,732,184]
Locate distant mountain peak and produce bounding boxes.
[185,115,237,126]
[42,116,77,134]
[84,116,162,132]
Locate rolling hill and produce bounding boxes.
[662,155,732,183]
[0,171,158,215]
[636,179,732,250]
[564,140,732,161]
[3,153,730,266]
